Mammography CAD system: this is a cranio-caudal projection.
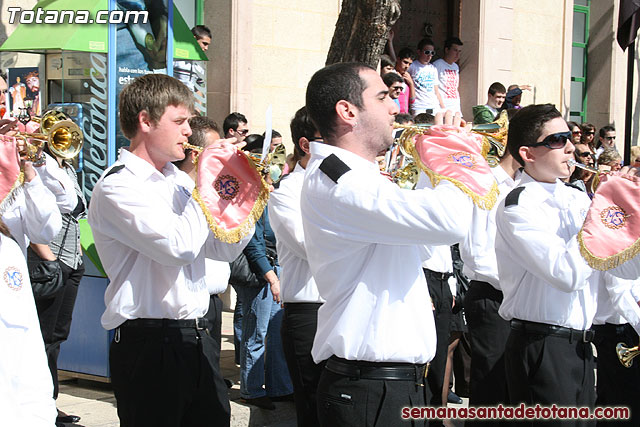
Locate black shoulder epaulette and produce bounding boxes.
[319,154,351,183]
[564,182,584,192]
[104,164,125,179]
[505,186,525,207]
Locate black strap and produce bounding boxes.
[319,154,350,183]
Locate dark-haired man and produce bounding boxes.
[89,74,251,426]
[223,112,249,145]
[472,82,506,124]
[269,106,324,427]
[302,62,475,425]
[382,72,404,109]
[496,104,640,414]
[433,37,463,116]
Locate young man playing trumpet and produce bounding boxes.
[89,74,252,427]
[496,104,640,419]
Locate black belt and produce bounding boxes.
[325,356,428,382]
[121,317,209,330]
[424,268,453,281]
[511,319,594,343]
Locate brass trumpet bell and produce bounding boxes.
[31,110,70,134]
[247,143,287,183]
[616,342,640,368]
[15,119,83,161]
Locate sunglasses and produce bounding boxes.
[525,131,571,149]
[586,131,595,135]
[604,136,616,140]
[572,130,582,136]
[390,85,403,91]
[236,129,249,136]
[576,151,592,158]
[422,50,435,55]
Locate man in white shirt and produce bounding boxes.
[495,104,640,412]
[432,37,463,116]
[302,62,474,425]
[88,74,251,427]
[269,106,324,426]
[460,150,521,414]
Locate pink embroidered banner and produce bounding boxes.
[579,172,640,272]
[406,125,498,210]
[193,142,270,243]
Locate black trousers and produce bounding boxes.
[464,280,510,407]
[110,321,231,427]
[592,323,640,426]
[505,324,595,427]
[35,261,85,399]
[281,302,324,427]
[316,358,430,427]
[424,268,453,407]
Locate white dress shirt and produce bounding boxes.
[2,175,62,256]
[268,163,323,303]
[497,173,603,330]
[301,142,472,364]
[460,165,521,289]
[0,234,57,426]
[88,149,251,330]
[36,152,78,213]
[593,277,640,334]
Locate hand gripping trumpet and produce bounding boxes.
[616,342,640,368]
[12,111,83,163]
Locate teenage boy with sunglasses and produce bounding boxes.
[494,104,640,414]
[408,38,445,115]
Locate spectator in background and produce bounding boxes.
[503,84,531,110]
[580,122,597,151]
[382,72,405,110]
[567,121,582,146]
[173,25,211,93]
[472,82,506,124]
[570,142,596,196]
[414,112,435,125]
[263,130,283,152]
[598,148,622,172]
[380,55,395,76]
[596,125,616,158]
[223,112,249,145]
[409,38,445,116]
[392,48,416,114]
[630,146,640,167]
[433,37,463,116]
[395,113,414,125]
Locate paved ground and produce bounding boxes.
[57,310,467,426]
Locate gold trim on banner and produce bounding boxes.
[192,152,270,244]
[577,229,640,271]
[402,130,499,210]
[0,171,24,218]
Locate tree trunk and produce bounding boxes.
[326,0,402,69]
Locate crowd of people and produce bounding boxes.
[2,25,640,427]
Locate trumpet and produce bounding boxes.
[184,142,287,183]
[616,342,640,368]
[15,119,83,161]
[31,110,71,134]
[567,159,607,193]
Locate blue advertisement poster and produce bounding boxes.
[114,0,170,153]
